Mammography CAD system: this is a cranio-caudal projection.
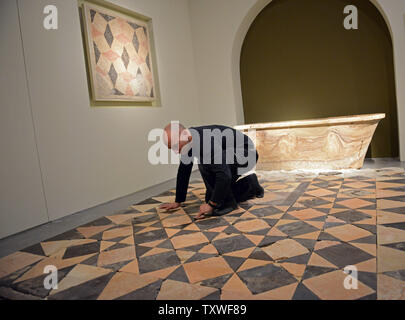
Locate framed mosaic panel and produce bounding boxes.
[82,3,156,102]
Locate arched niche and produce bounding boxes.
[233,0,399,158]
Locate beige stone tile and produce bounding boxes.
[303,270,374,300]
[377,245,405,273]
[50,264,111,295]
[170,232,209,249]
[157,279,217,300]
[98,272,159,300]
[97,246,135,267]
[377,225,405,245]
[183,257,233,283]
[262,239,309,261]
[377,274,405,300]
[0,252,44,279]
[324,224,371,242]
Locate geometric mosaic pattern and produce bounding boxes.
[83,4,155,101]
[1,167,405,300]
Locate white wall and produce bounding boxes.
[189,0,405,160]
[0,0,49,238]
[0,0,200,238]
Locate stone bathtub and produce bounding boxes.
[234,113,385,171]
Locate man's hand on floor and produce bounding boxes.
[196,203,213,220]
[159,202,181,212]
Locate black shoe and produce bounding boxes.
[248,173,265,198]
[256,185,265,198]
[212,200,238,216]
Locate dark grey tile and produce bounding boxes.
[238,264,297,294]
[277,221,318,237]
[212,235,255,255]
[138,251,180,274]
[316,243,374,269]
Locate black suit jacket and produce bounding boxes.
[174,125,256,204]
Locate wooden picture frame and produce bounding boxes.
[82,3,156,102]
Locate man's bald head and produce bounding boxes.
[163,122,191,154]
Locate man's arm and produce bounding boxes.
[175,161,194,203]
[206,163,232,206]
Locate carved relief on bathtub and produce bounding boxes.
[235,113,385,171]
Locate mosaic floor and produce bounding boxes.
[1,167,405,300]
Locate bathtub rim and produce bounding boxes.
[234,113,386,131]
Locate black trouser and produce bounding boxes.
[198,152,259,206]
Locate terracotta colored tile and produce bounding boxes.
[183,223,200,231]
[275,219,297,227]
[161,215,192,228]
[344,182,373,189]
[142,247,172,257]
[97,246,136,267]
[119,259,139,274]
[376,189,405,198]
[255,282,298,300]
[50,264,111,295]
[224,247,255,258]
[237,259,272,272]
[295,231,321,240]
[314,240,341,251]
[98,272,159,300]
[234,219,269,233]
[303,270,374,300]
[377,225,405,245]
[100,241,115,251]
[306,221,326,230]
[14,252,96,283]
[377,274,405,300]
[267,227,287,237]
[354,258,376,273]
[176,250,196,263]
[306,188,336,197]
[354,217,376,225]
[105,214,138,225]
[183,257,233,283]
[377,245,405,273]
[377,210,405,225]
[240,212,258,219]
[288,208,325,220]
[377,199,405,210]
[337,198,374,209]
[199,244,218,254]
[262,239,309,261]
[376,181,403,189]
[77,225,113,238]
[245,234,264,246]
[152,196,175,203]
[325,224,371,242]
[207,226,227,233]
[120,236,134,246]
[41,239,96,256]
[131,204,158,212]
[141,265,180,279]
[136,227,161,234]
[0,252,44,279]
[350,243,376,256]
[166,228,181,238]
[170,232,209,249]
[280,263,306,278]
[102,226,133,240]
[221,274,252,295]
[308,253,338,268]
[157,279,217,300]
[142,239,165,248]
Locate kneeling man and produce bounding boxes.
[159,123,264,219]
